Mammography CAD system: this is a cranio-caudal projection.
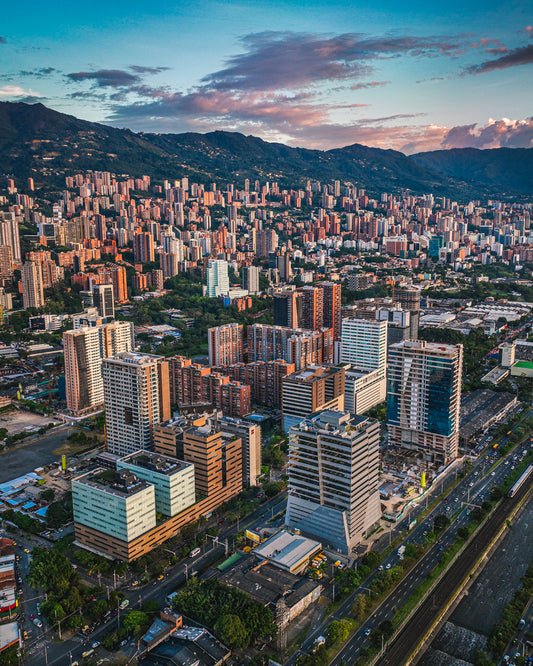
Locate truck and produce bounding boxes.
[397,545,406,560]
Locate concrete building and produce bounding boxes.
[281,365,345,432]
[208,323,243,367]
[21,261,44,310]
[242,265,260,294]
[340,318,387,373]
[207,259,229,297]
[93,284,115,320]
[273,291,302,328]
[285,410,381,553]
[387,340,463,466]
[64,320,134,415]
[103,352,170,457]
[117,452,196,517]
[344,365,387,415]
[73,468,156,547]
[212,414,261,487]
[74,414,243,561]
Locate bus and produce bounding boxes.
[189,547,201,558]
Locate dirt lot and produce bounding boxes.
[0,409,59,435]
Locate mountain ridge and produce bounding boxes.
[0,101,531,198]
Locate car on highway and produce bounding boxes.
[365,628,371,636]
[378,565,384,571]
[91,641,100,649]
[386,563,391,569]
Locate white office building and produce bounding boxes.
[72,468,156,544]
[207,259,230,297]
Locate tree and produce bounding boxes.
[433,514,450,533]
[327,620,350,645]
[214,614,249,648]
[40,488,55,502]
[361,551,381,568]
[122,611,149,634]
[352,593,369,621]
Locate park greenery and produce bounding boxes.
[171,578,277,648]
[28,546,124,632]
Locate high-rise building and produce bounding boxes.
[285,410,381,553]
[93,284,115,320]
[340,318,387,372]
[242,265,260,294]
[387,340,463,465]
[300,286,323,331]
[73,412,244,561]
[207,259,229,297]
[273,291,302,328]
[247,324,332,371]
[64,320,134,415]
[0,246,13,281]
[220,381,251,418]
[21,261,44,310]
[134,231,155,263]
[110,265,128,302]
[281,365,345,432]
[103,352,171,457]
[73,468,156,552]
[208,323,243,367]
[212,414,261,487]
[318,282,342,340]
[0,212,21,263]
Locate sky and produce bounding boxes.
[1,0,532,153]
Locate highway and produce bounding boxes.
[288,440,527,665]
[379,466,533,666]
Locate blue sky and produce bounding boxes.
[1,0,532,152]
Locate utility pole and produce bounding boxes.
[44,646,48,666]
[184,563,189,582]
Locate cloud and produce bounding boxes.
[129,65,170,74]
[350,81,391,90]
[465,43,533,74]
[0,85,43,99]
[67,69,141,87]
[441,117,533,149]
[199,31,470,92]
[19,67,56,77]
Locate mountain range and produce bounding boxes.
[0,101,531,199]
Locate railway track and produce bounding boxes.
[380,476,533,666]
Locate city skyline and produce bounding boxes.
[0,0,532,153]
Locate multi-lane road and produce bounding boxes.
[289,442,528,665]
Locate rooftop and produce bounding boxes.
[120,451,191,476]
[74,468,151,497]
[254,531,322,571]
[285,365,343,383]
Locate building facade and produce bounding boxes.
[64,320,134,415]
[387,340,463,465]
[103,352,170,457]
[281,365,345,432]
[285,410,381,553]
[208,323,243,367]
